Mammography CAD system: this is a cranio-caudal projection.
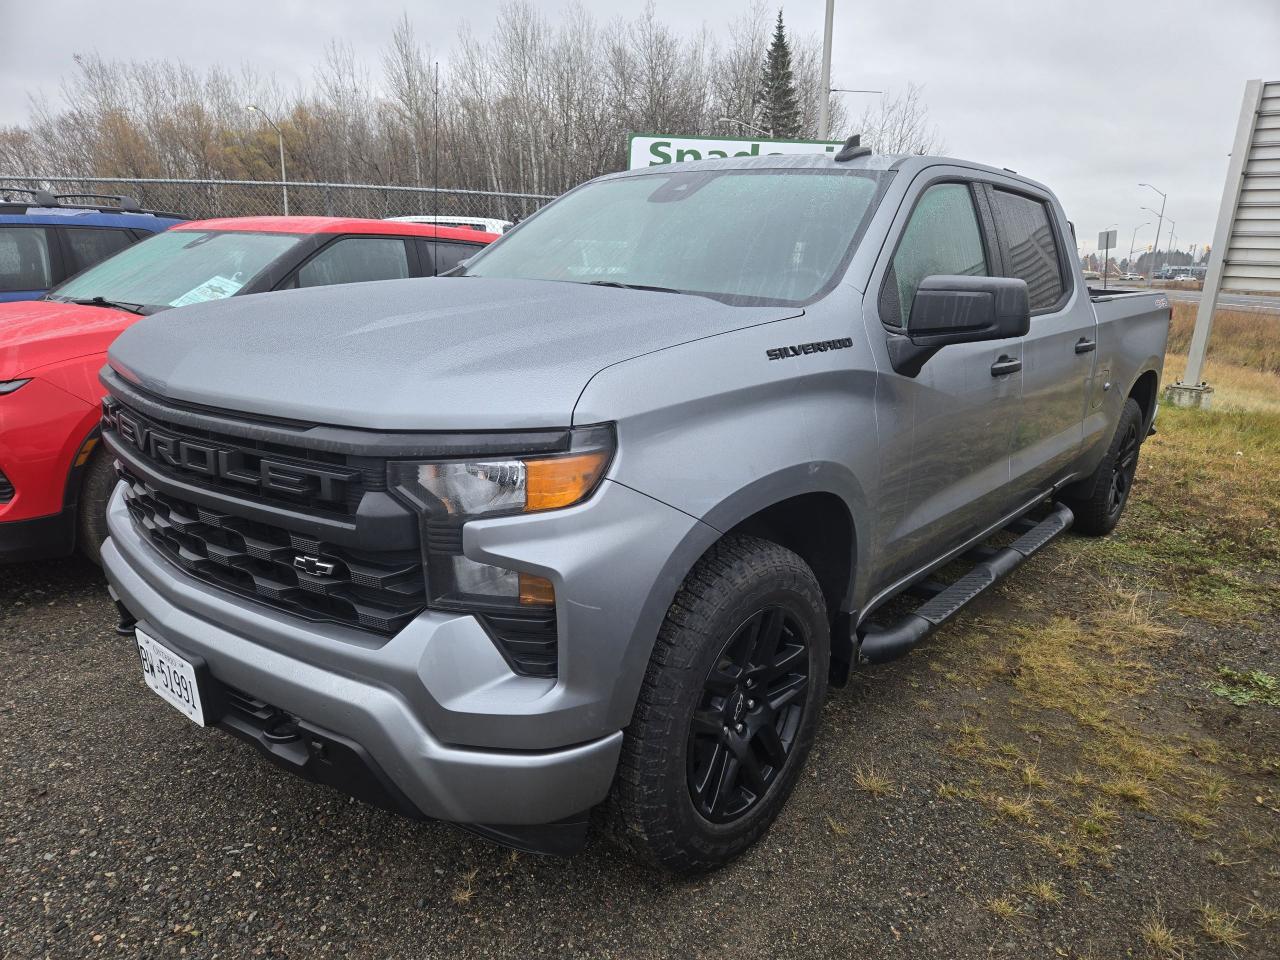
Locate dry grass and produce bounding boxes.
[852,765,893,798]
[1101,774,1156,810]
[1141,905,1188,958]
[1198,901,1248,952]
[1167,301,1280,375]
[1172,807,1214,835]
[1024,879,1063,906]
[985,896,1023,921]
[1245,901,1279,926]
[1083,374,1280,622]
[451,866,480,906]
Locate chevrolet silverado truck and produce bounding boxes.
[99,144,1170,873]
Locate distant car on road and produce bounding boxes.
[0,215,498,565]
[0,189,185,303]
[1120,273,1144,281]
[1081,269,1101,280]
[1173,274,1195,282]
[387,214,514,235]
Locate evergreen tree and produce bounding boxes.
[757,10,800,138]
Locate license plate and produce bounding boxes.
[136,629,206,726]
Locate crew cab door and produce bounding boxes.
[982,184,1095,497]
[865,176,1024,587]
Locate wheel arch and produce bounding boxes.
[660,463,868,685]
[1127,368,1160,432]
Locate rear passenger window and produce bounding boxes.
[295,238,410,289]
[0,226,53,292]
[990,190,1065,311]
[63,227,134,274]
[430,241,481,275]
[881,183,988,327]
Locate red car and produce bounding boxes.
[0,215,498,564]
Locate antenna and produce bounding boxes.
[834,134,871,162]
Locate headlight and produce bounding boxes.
[0,379,30,395]
[388,424,614,612]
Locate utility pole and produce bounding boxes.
[249,104,289,216]
[1138,182,1165,284]
[817,0,835,139]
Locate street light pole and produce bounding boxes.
[1128,222,1149,265]
[1138,183,1165,284]
[817,0,835,139]
[249,104,289,216]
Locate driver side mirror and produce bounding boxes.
[887,275,1030,376]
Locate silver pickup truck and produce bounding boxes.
[99,145,1170,873]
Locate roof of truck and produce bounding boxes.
[604,151,1056,198]
[172,216,500,242]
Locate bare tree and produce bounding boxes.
[0,3,941,198]
[857,82,945,155]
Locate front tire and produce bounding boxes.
[606,535,830,873]
[77,449,116,565]
[1062,397,1145,537]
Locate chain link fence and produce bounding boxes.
[0,176,555,223]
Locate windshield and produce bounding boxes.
[464,168,887,305]
[49,229,303,311]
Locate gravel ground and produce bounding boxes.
[1,546,1276,960]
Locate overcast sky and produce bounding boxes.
[4,0,1277,254]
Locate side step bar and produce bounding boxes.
[857,502,1075,665]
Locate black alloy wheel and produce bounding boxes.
[686,605,809,823]
[1107,417,1141,522]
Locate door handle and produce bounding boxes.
[1075,337,1097,354]
[990,355,1022,377]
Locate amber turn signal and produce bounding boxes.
[518,573,556,606]
[524,451,609,512]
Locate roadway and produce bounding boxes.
[1157,287,1280,312]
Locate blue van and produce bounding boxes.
[0,189,186,303]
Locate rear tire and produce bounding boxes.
[605,535,830,874]
[1062,397,1145,537]
[77,450,116,566]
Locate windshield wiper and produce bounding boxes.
[66,296,146,315]
[582,280,684,295]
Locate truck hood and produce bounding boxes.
[0,299,132,380]
[107,277,800,430]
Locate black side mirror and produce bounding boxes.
[887,275,1030,376]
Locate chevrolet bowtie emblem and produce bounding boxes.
[293,555,336,577]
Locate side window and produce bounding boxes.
[0,226,53,292]
[62,227,134,274]
[430,241,482,275]
[881,183,988,327]
[295,238,410,289]
[990,190,1065,311]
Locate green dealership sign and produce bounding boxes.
[628,133,845,169]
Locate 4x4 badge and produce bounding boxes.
[293,555,336,577]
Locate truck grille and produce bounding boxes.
[0,469,13,502]
[102,397,381,516]
[121,471,427,634]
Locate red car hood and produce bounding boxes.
[0,299,135,380]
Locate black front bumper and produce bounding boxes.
[0,507,77,564]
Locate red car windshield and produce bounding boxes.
[49,229,302,312]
